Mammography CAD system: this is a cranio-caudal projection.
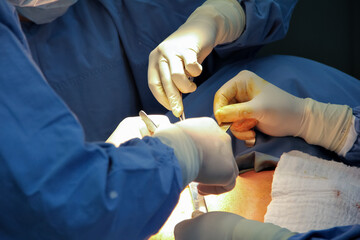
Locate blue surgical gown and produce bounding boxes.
[1,2,182,239]
[1,0,299,239]
[20,0,298,141]
[4,0,359,238]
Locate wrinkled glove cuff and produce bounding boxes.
[186,0,245,45]
[298,98,353,153]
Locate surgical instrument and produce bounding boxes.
[219,123,256,147]
[139,110,208,214]
[177,111,208,215]
[139,110,158,134]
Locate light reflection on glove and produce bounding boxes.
[214,70,353,153]
[148,0,245,117]
[174,211,297,240]
[106,115,170,147]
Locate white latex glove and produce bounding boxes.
[106,115,170,147]
[213,70,353,153]
[148,0,245,117]
[154,117,238,194]
[174,211,297,240]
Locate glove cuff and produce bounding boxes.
[233,220,297,240]
[186,0,245,46]
[298,98,353,153]
[153,124,200,188]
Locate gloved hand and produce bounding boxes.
[148,0,245,117]
[174,211,297,240]
[213,70,353,153]
[106,115,170,147]
[154,117,238,194]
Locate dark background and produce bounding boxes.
[257,0,360,80]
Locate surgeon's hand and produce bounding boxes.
[176,118,238,195]
[214,70,353,153]
[148,0,245,117]
[174,211,297,240]
[106,115,170,147]
[214,70,303,140]
[154,117,238,194]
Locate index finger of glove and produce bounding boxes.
[214,102,256,125]
[213,78,239,115]
[159,60,184,117]
[148,63,171,111]
[214,70,267,117]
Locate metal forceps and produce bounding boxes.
[220,122,256,147]
[177,111,208,215]
[139,110,208,215]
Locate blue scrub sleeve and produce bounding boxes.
[0,2,182,240]
[343,106,360,165]
[215,0,299,57]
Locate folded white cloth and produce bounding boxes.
[264,150,360,233]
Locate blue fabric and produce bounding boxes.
[20,0,298,141]
[344,106,360,166]
[216,0,298,58]
[289,225,360,240]
[0,2,183,239]
[2,0,299,238]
